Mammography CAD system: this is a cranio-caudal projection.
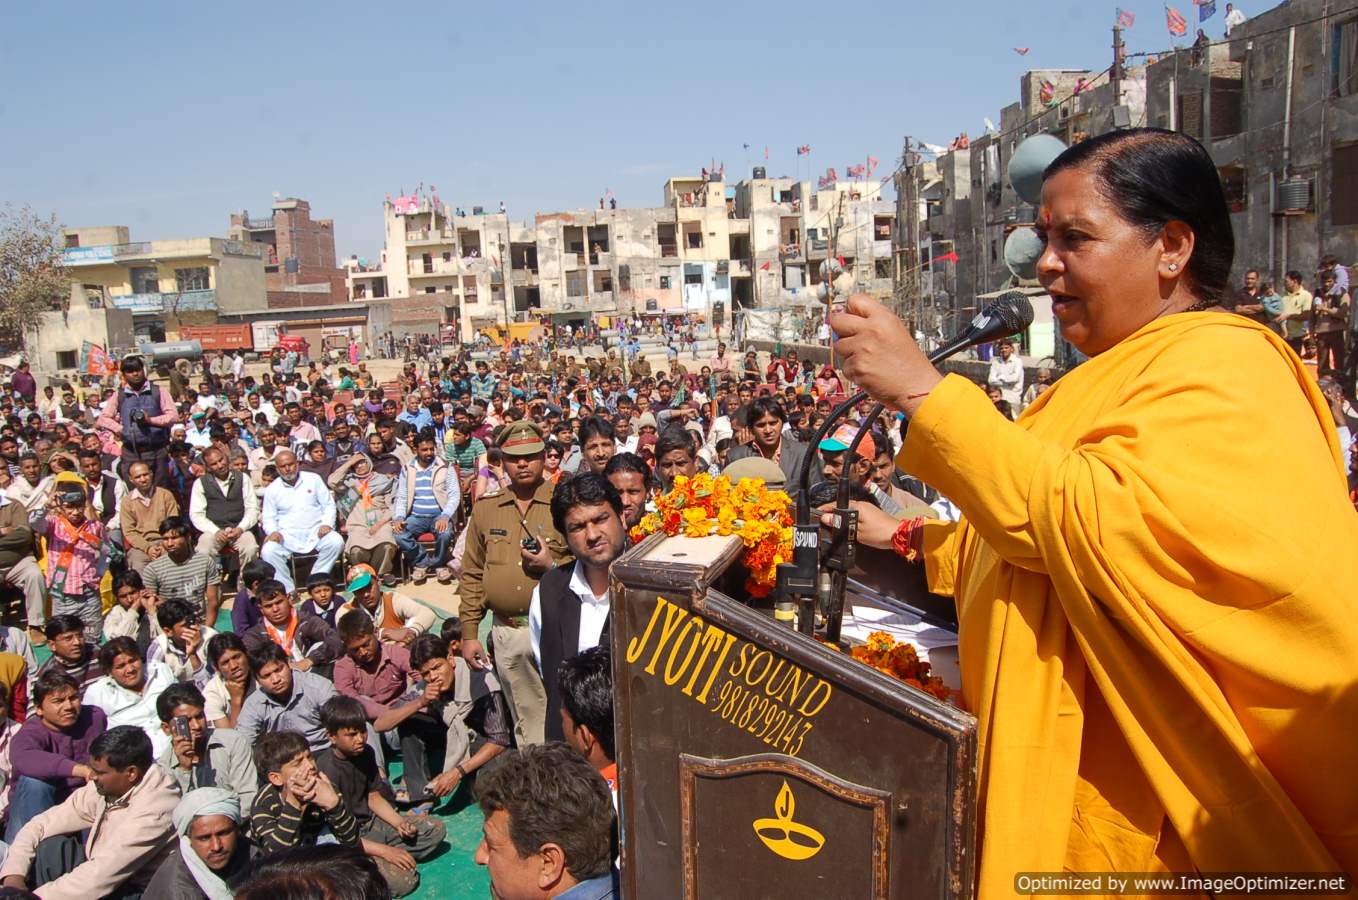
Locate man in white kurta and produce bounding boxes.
[260,450,341,593]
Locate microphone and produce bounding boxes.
[925,290,1035,365]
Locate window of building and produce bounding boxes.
[875,259,891,278]
[567,271,586,297]
[130,267,158,294]
[1334,18,1358,96]
[55,350,78,370]
[425,287,436,294]
[175,267,210,292]
[64,234,79,248]
[1332,143,1358,225]
[684,225,703,249]
[684,271,703,286]
[659,275,672,289]
[442,251,452,262]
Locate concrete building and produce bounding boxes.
[348,174,896,342]
[229,198,348,306]
[905,60,1147,357]
[26,286,134,379]
[61,225,266,341]
[1145,0,1358,282]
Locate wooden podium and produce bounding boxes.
[611,532,978,900]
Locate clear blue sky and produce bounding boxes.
[1,0,1244,260]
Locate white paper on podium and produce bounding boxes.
[840,601,959,663]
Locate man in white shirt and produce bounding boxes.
[189,446,261,567]
[184,410,213,450]
[260,449,342,594]
[1224,2,1246,35]
[986,339,1025,411]
[4,454,52,522]
[528,473,625,743]
[231,350,245,381]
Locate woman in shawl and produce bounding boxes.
[328,453,398,586]
[830,129,1358,892]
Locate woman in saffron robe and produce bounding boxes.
[829,129,1358,893]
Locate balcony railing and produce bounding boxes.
[406,228,457,244]
[109,289,217,314]
[244,217,274,229]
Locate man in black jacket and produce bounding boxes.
[528,474,626,742]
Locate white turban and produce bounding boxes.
[173,787,242,900]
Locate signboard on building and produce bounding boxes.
[62,246,115,266]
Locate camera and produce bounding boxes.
[171,715,192,742]
[131,409,148,424]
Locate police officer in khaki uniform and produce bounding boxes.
[458,419,569,746]
[632,354,653,379]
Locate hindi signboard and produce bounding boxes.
[611,533,977,900]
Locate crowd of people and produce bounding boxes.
[0,252,1353,897]
[0,329,963,899]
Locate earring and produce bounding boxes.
[1168,263,1179,272]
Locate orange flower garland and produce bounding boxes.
[630,473,794,598]
[825,630,950,701]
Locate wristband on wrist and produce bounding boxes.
[891,516,926,561]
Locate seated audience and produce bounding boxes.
[260,450,342,594]
[336,564,435,646]
[0,725,180,898]
[6,671,106,840]
[119,462,180,574]
[316,696,446,897]
[229,559,273,635]
[202,632,253,730]
[35,616,103,700]
[248,730,358,855]
[235,643,337,750]
[155,682,259,815]
[147,598,216,686]
[142,516,222,625]
[407,631,511,806]
[83,637,175,758]
[234,844,389,900]
[104,570,155,652]
[143,787,255,900]
[241,579,344,677]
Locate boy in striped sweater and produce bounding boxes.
[248,729,358,855]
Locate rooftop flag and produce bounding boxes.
[1166,5,1188,35]
[1117,7,1136,26]
[1199,0,1217,21]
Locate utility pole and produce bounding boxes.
[1111,25,1124,105]
[897,135,921,330]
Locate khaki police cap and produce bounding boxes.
[497,420,546,456]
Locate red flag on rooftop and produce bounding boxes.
[867,155,880,176]
[796,145,811,155]
[1166,5,1187,35]
[764,146,769,159]
[827,167,838,183]
[1117,7,1136,26]
[1014,47,1029,55]
[847,164,865,178]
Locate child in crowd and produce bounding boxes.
[104,569,156,653]
[315,696,446,897]
[249,729,358,856]
[301,573,341,629]
[147,598,216,686]
[42,476,105,642]
[230,559,275,635]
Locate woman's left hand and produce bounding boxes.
[829,294,943,416]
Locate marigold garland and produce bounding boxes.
[823,630,950,701]
[630,473,793,598]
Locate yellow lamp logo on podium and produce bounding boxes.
[753,781,826,861]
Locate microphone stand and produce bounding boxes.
[775,293,1035,637]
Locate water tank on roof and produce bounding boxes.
[753,166,767,179]
[1278,177,1313,212]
